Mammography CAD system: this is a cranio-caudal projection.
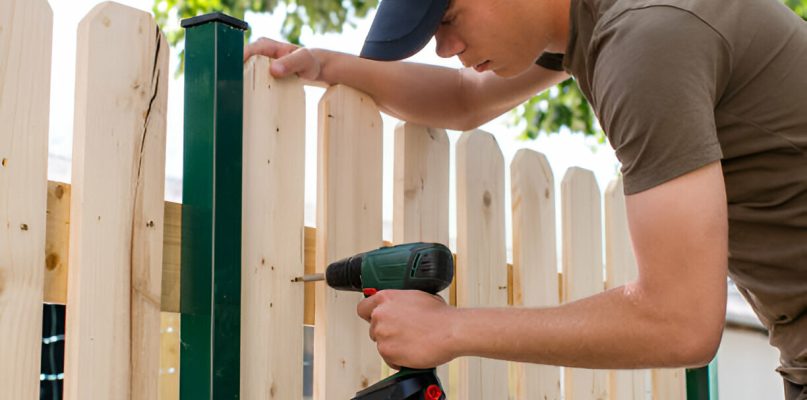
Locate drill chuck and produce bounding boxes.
[325,254,365,291]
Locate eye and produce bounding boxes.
[441,14,456,25]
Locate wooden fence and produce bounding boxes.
[0,1,688,399]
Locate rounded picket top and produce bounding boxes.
[456,129,504,171]
[79,2,162,39]
[561,166,600,201]
[318,84,383,130]
[0,0,53,31]
[511,148,554,195]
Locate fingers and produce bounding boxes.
[357,294,381,323]
[243,37,298,62]
[272,48,321,80]
[244,39,323,81]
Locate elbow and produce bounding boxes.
[668,310,725,367]
[446,109,496,132]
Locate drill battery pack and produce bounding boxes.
[351,368,445,400]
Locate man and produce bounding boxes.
[244,0,807,397]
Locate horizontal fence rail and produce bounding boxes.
[0,2,695,399]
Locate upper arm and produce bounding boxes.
[592,6,730,194]
[625,161,728,362]
[456,65,569,129]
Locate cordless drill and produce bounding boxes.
[316,242,454,400]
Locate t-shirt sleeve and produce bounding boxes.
[591,6,730,194]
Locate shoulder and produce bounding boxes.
[592,4,730,58]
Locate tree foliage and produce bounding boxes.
[155,0,807,138]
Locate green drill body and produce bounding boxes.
[325,242,454,400]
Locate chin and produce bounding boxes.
[492,66,522,78]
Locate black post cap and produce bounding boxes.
[181,12,249,31]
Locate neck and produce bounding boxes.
[544,0,572,53]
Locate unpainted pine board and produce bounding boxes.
[455,129,509,400]
[45,182,70,303]
[304,226,316,325]
[560,167,608,400]
[604,177,649,399]
[65,4,167,400]
[315,84,384,399]
[0,0,52,397]
[159,312,180,400]
[392,122,452,387]
[510,149,561,400]
[160,201,181,313]
[652,369,686,399]
[241,55,306,400]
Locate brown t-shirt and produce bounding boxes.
[557,0,807,384]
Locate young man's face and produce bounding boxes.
[434,0,562,77]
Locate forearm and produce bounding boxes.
[315,49,470,129]
[314,49,566,130]
[450,282,723,369]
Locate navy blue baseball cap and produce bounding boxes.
[360,0,450,61]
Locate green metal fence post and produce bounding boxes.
[179,12,248,400]
[687,357,719,399]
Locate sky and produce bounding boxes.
[46,0,621,245]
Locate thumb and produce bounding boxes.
[271,48,321,81]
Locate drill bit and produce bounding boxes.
[291,273,324,283]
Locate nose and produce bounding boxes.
[434,26,465,59]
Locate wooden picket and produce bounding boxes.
[605,177,649,399]
[0,0,52,398]
[455,129,510,399]
[653,369,688,399]
[314,85,384,399]
[511,149,561,400]
[65,3,168,400]
[392,122,452,388]
[241,55,307,399]
[562,167,609,400]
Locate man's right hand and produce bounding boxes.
[244,37,324,82]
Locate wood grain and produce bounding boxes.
[65,4,167,399]
[314,85,384,399]
[0,0,52,397]
[241,55,306,400]
[561,167,608,400]
[510,149,561,400]
[44,182,70,304]
[392,122,452,387]
[455,129,509,399]
[605,177,650,399]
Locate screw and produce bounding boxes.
[20,224,29,231]
[146,220,154,227]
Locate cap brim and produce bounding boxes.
[360,0,449,61]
